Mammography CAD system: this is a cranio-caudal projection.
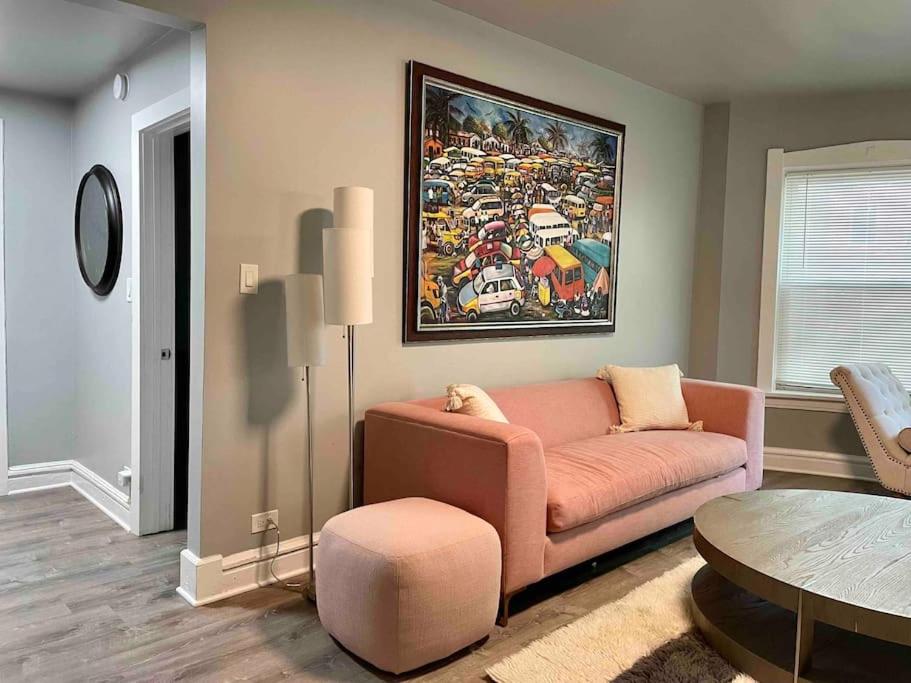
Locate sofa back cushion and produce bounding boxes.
[410,378,620,448]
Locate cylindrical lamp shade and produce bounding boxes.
[333,186,373,276]
[285,273,327,368]
[333,186,373,231]
[322,228,373,325]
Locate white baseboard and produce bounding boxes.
[178,532,319,607]
[7,460,131,530]
[764,447,877,482]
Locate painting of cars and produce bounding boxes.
[404,62,624,342]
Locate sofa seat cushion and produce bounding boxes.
[544,431,748,532]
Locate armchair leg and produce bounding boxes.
[497,589,524,627]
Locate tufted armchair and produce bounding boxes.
[831,363,911,496]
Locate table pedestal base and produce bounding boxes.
[690,566,908,683]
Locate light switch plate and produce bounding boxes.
[240,264,259,294]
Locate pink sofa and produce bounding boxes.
[363,377,763,621]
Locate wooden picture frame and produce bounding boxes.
[403,61,625,343]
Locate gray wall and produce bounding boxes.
[0,91,76,467]
[766,409,863,456]
[137,0,704,558]
[689,90,911,453]
[71,30,190,487]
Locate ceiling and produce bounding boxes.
[0,0,171,100]
[436,0,911,103]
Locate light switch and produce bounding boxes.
[240,264,259,294]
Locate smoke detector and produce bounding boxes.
[113,73,129,101]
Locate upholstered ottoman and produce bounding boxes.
[316,497,501,674]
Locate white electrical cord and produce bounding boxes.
[265,519,303,591]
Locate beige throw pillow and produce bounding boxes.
[443,384,508,423]
[596,364,702,433]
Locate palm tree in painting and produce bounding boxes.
[588,133,617,165]
[426,88,464,147]
[544,121,568,151]
[504,110,532,146]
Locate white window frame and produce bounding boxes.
[758,140,911,412]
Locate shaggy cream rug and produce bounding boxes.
[487,558,755,683]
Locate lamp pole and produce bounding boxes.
[347,325,355,509]
[283,272,326,604]
[305,365,317,602]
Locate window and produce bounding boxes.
[759,142,911,397]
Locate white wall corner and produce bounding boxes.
[177,533,319,607]
[177,548,223,607]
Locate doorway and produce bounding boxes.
[173,130,190,531]
[131,90,191,535]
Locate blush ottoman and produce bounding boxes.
[316,497,501,674]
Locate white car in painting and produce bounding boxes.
[457,263,524,321]
[461,195,505,223]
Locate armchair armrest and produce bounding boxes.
[681,379,765,489]
[364,402,547,593]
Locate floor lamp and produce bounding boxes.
[285,273,327,601]
[323,186,373,509]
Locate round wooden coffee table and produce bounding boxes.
[691,489,911,682]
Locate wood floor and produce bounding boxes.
[0,472,889,682]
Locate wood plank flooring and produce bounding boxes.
[0,473,889,682]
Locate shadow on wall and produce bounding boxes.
[237,206,341,519]
[298,207,331,275]
[240,278,294,510]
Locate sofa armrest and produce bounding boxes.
[364,402,547,593]
[681,379,765,489]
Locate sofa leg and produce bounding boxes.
[497,589,523,627]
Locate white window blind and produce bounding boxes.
[775,166,911,392]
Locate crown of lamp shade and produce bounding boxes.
[333,186,374,277]
[333,186,373,232]
[285,273,328,368]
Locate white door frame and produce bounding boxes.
[131,89,190,535]
[0,120,7,496]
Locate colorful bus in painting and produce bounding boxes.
[537,183,561,206]
[422,179,454,206]
[570,238,611,287]
[482,156,506,179]
[544,245,584,301]
[560,194,587,221]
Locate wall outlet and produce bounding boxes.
[251,509,278,534]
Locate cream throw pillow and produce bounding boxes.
[443,384,508,423]
[596,364,702,433]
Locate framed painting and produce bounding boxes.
[403,61,625,343]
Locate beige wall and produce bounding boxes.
[134,0,703,558]
[688,103,728,380]
[690,89,911,452]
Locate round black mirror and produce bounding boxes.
[75,165,122,296]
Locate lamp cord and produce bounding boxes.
[265,519,303,591]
